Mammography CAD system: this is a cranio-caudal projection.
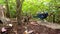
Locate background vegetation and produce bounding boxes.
[0,0,60,23]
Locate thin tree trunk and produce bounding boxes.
[16,0,22,25]
[53,14,55,23]
[16,0,24,34]
[5,0,10,18]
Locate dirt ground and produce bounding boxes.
[0,20,60,34]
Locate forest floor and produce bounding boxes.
[14,20,60,34]
[0,19,60,34]
[25,21,60,34]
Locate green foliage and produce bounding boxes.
[0,0,60,23]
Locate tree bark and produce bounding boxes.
[16,0,24,25]
[5,0,10,18]
[16,0,24,34]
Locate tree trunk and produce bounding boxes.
[16,0,23,25]
[5,0,10,18]
[53,14,55,23]
[16,0,24,34]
